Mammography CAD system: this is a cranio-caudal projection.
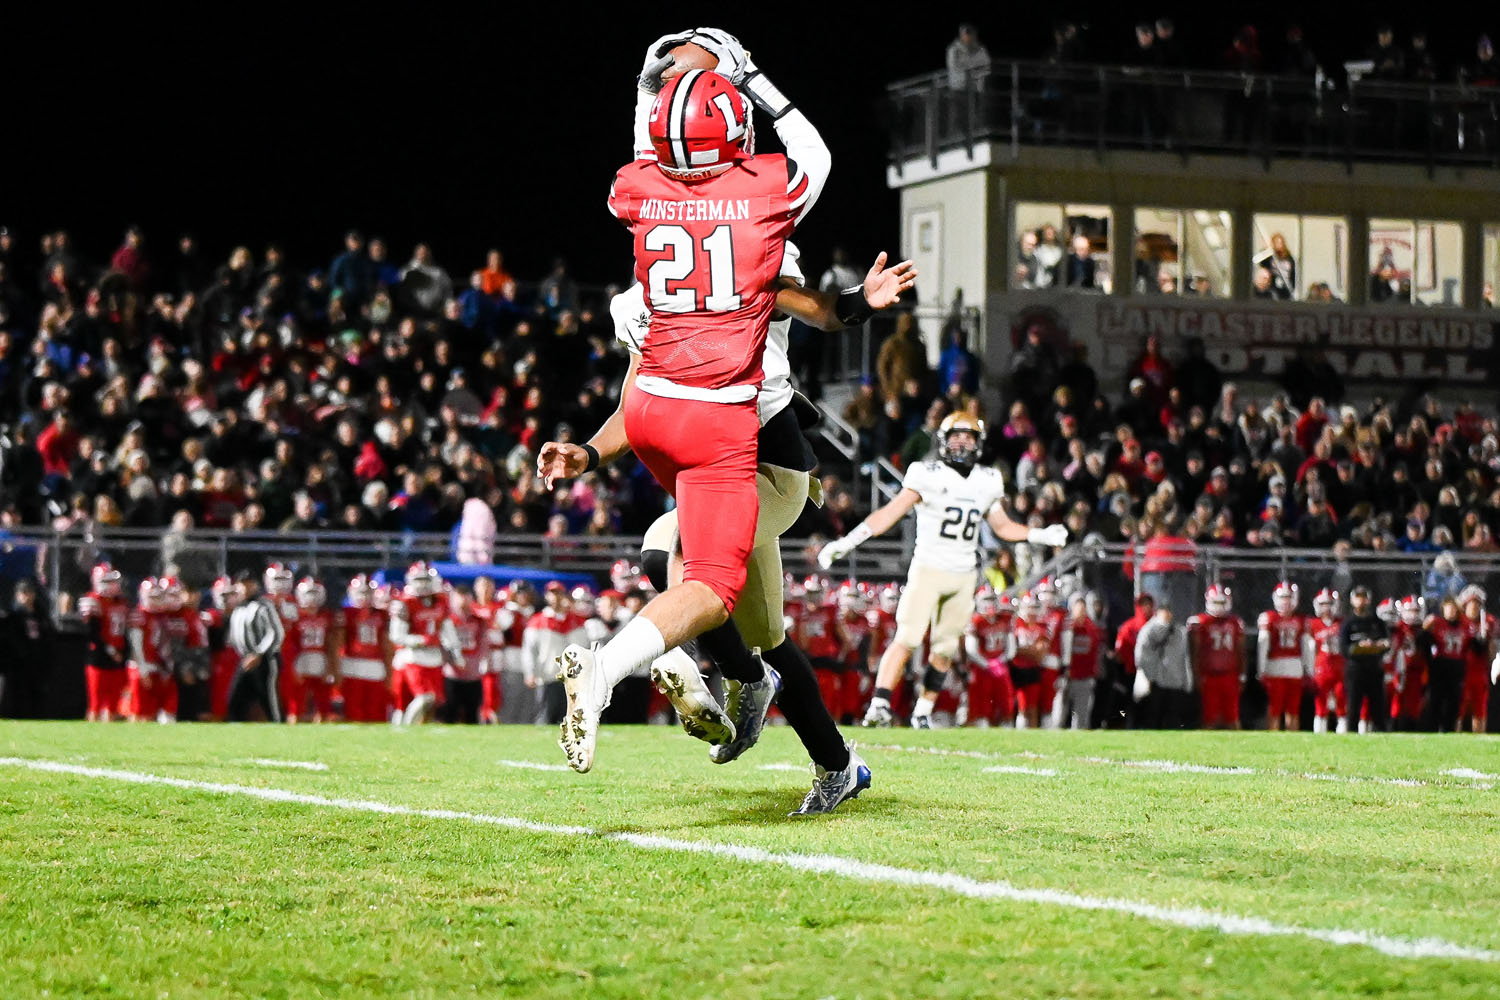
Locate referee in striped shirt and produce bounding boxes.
[227,573,285,722]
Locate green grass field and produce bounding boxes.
[3,722,1498,999]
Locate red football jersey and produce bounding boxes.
[82,592,130,655]
[1309,617,1345,670]
[1043,608,1066,661]
[969,612,1011,662]
[291,611,332,654]
[398,596,450,647]
[1009,619,1050,668]
[607,154,806,391]
[866,608,897,655]
[1188,613,1246,676]
[841,612,870,668]
[1064,617,1105,679]
[1464,614,1493,672]
[1427,616,1471,662]
[342,607,386,660]
[130,609,168,665]
[1257,610,1307,659]
[796,605,843,661]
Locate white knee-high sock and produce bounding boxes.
[599,616,667,689]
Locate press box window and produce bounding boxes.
[1132,208,1232,297]
[1368,218,1463,307]
[1013,202,1113,293]
[1251,213,1348,302]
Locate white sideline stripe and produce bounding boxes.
[864,743,1472,790]
[497,759,572,773]
[1442,768,1498,781]
[982,765,1059,777]
[4,756,1496,965]
[246,758,329,772]
[757,763,808,772]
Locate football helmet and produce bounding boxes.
[1017,594,1041,622]
[1272,581,1298,615]
[159,575,185,612]
[264,563,294,596]
[878,583,900,614]
[836,582,866,615]
[1398,595,1424,626]
[1035,578,1058,611]
[571,585,597,616]
[373,584,394,610]
[210,575,234,611]
[91,563,121,598]
[937,412,985,473]
[802,575,825,606]
[1313,588,1339,618]
[975,586,1001,618]
[347,574,372,608]
[295,577,326,610]
[1204,584,1231,616]
[1376,597,1397,623]
[648,70,749,179]
[137,577,164,612]
[404,561,441,598]
[610,559,640,592]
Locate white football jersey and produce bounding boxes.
[610,242,803,427]
[903,460,1008,571]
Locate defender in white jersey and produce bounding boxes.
[819,413,1069,727]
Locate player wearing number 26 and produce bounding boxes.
[819,413,1070,727]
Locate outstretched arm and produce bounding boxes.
[987,503,1069,547]
[774,252,917,332]
[817,489,923,568]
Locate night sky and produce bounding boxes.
[10,7,1498,288]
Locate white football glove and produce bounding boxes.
[1132,670,1152,703]
[1027,524,1069,548]
[1491,652,1500,686]
[638,31,694,94]
[817,539,850,571]
[687,27,750,84]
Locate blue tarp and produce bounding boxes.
[371,562,595,589]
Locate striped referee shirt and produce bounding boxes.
[228,597,284,657]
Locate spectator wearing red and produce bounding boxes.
[1128,334,1173,408]
[36,411,80,478]
[1295,397,1330,454]
[109,226,149,288]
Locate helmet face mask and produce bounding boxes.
[937,413,986,473]
[1272,581,1298,615]
[1205,585,1231,616]
[1398,595,1423,626]
[348,574,371,608]
[92,564,121,597]
[264,564,294,596]
[296,578,326,610]
[405,562,440,599]
[1313,589,1339,619]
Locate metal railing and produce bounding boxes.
[0,526,915,610]
[888,61,1500,173]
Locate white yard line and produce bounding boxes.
[1442,768,1499,781]
[982,765,1059,777]
[863,742,1487,790]
[756,763,808,772]
[3,756,1495,964]
[246,758,329,772]
[497,759,573,772]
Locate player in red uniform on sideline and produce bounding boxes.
[1390,595,1428,730]
[1008,594,1052,729]
[835,582,872,725]
[1059,594,1104,729]
[127,578,177,723]
[796,577,852,724]
[536,36,832,773]
[390,562,460,725]
[158,577,208,720]
[1459,586,1492,733]
[471,577,510,725]
[1308,589,1346,733]
[1035,580,1066,728]
[446,589,488,724]
[263,563,300,723]
[1188,585,1246,730]
[336,575,390,723]
[1425,595,1470,732]
[1257,581,1308,731]
[79,564,130,721]
[965,587,1014,728]
[202,576,242,721]
[286,578,337,722]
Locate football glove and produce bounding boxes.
[687,27,749,84]
[638,31,694,94]
[1027,524,1069,548]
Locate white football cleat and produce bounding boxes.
[861,698,894,728]
[909,701,934,729]
[650,648,736,747]
[1335,717,1349,735]
[709,656,779,765]
[790,747,872,817]
[402,692,437,726]
[557,644,608,773]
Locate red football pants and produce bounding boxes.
[481,673,502,719]
[210,653,239,720]
[1461,667,1489,721]
[130,669,178,719]
[290,674,336,719]
[402,665,445,703]
[85,667,128,718]
[968,661,1014,724]
[1199,672,1240,726]
[342,677,391,723]
[624,390,759,613]
[1314,665,1345,718]
[1263,677,1302,719]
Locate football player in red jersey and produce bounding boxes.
[1425,595,1469,732]
[446,589,488,724]
[1390,595,1428,730]
[79,564,129,721]
[523,583,586,726]
[1458,586,1492,733]
[263,563,300,721]
[535,36,833,774]
[1035,579,1066,727]
[471,577,510,725]
[336,574,391,723]
[390,562,460,725]
[1376,597,1401,731]
[1060,593,1105,729]
[286,578,337,723]
[202,576,242,721]
[159,577,209,720]
[1308,589,1346,733]
[1188,585,1246,730]
[1008,594,1052,729]
[835,582,872,725]
[1257,581,1309,731]
[796,577,852,723]
[127,578,178,723]
[964,587,1014,728]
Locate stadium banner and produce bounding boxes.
[988,290,1500,394]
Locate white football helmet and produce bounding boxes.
[975,586,1001,618]
[1398,595,1424,626]
[1376,597,1397,624]
[91,563,121,598]
[1035,579,1058,611]
[1272,581,1298,615]
[159,575,185,612]
[347,574,372,608]
[878,584,900,614]
[264,563,294,596]
[1205,584,1231,617]
[1313,588,1339,618]
[295,577,326,610]
[404,561,441,598]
